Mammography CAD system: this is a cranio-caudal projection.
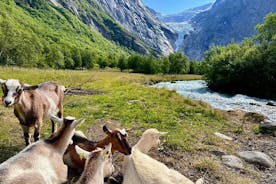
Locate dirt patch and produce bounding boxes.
[64,87,104,96]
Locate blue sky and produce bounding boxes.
[142,0,215,15]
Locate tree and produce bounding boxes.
[168,51,189,74]
[117,56,127,72]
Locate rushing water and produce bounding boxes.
[153,80,276,121]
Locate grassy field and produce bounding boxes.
[0,67,263,183]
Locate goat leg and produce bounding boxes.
[34,123,42,142]
[51,119,56,133]
[22,125,31,146]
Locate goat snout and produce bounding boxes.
[128,147,132,154]
[4,99,12,107]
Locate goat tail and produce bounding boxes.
[195,178,204,184]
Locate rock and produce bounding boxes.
[259,119,276,133]
[94,0,177,55]
[238,151,275,168]
[266,101,276,106]
[209,150,226,156]
[249,102,261,106]
[214,132,233,141]
[222,155,243,169]
[127,100,142,104]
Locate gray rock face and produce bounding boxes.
[94,0,177,55]
[180,0,276,60]
[54,0,151,55]
[260,119,276,133]
[222,155,243,169]
[238,151,275,168]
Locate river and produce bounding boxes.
[153,80,276,121]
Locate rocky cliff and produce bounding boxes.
[180,0,276,60]
[93,0,177,55]
[49,0,177,56]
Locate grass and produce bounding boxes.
[0,67,259,183]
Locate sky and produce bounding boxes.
[142,0,215,15]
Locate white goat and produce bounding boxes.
[0,79,65,145]
[123,129,204,184]
[0,116,84,184]
[75,143,115,184]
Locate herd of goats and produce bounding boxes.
[0,79,204,184]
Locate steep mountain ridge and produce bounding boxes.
[180,0,276,60]
[93,0,177,55]
[49,0,151,55]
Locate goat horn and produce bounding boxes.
[75,145,90,160]
[74,118,86,125]
[50,115,63,125]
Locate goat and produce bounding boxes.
[122,129,204,184]
[0,116,85,184]
[64,125,132,172]
[0,79,65,145]
[75,143,115,184]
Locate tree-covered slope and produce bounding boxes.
[0,0,131,68]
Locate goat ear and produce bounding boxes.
[0,79,6,84]
[159,131,168,136]
[50,115,63,126]
[103,125,111,135]
[75,145,89,160]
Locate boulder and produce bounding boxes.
[259,119,276,133]
[238,151,275,168]
[209,150,226,156]
[266,101,276,106]
[222,155,243,169]
[214,132,233,141]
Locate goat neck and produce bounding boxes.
[133,136,153,154]
[46,117,83,154]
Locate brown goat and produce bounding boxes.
[76,144,115,184]
[0,79,65,145]
[64,125,132,172]
[0,116,85,184]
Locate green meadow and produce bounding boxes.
[0,67,260,183]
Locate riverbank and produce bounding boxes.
[0,68,274,183]
[154,80,276,121]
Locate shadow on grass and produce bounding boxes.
[0,143,22,163]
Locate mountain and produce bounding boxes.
[49,0,153,55]
[51,0,177,56]
[0,0,132,68]
[158,3,212,50]
[180,0,276,60]
[92,0,177,55]
[159,3,213,23]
